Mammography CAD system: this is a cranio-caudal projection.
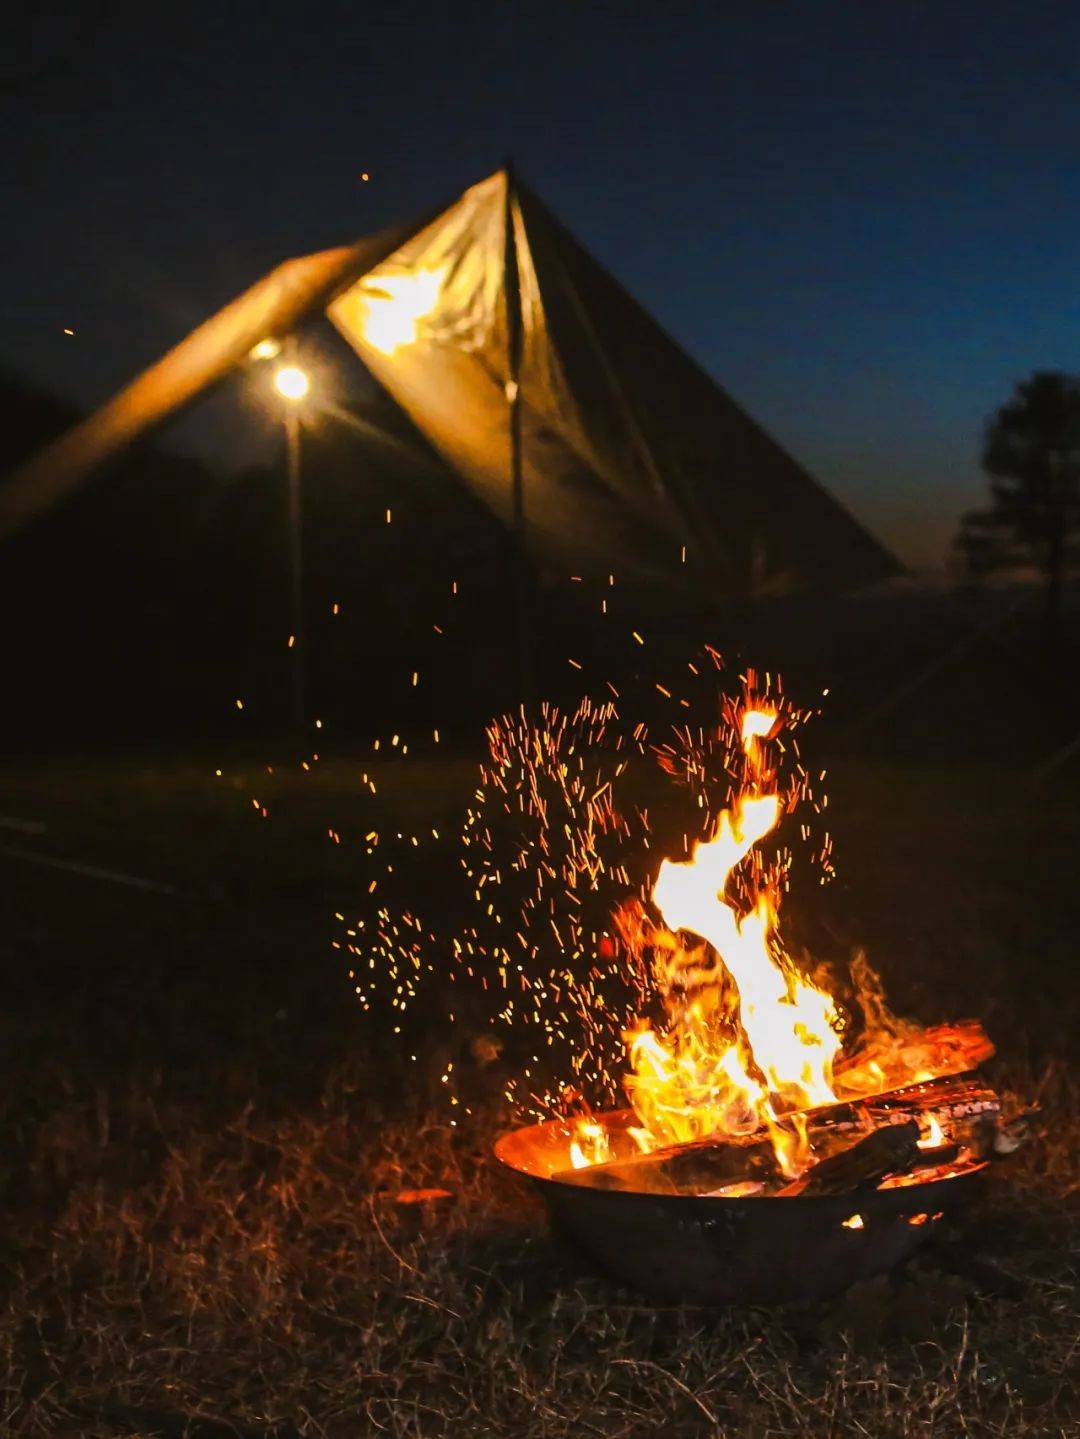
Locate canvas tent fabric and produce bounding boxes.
[1,168,900,596]
[0,215,428,539]
[329,172,692,589]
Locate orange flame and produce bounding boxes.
[619,707,843,1176]
[918,1113,945,1149]
[568,1117,610,1169]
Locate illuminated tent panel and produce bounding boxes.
[514,180,900,594]
[0,216,426,539]
[1,168,899,594]
[331,171,898,594]
[329,173,686,586]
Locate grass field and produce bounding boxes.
[0,751,1076,1436]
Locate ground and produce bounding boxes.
[0,751,1076,1437]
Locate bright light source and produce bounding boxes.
[358,265,446,355]
[274,365,310,401]
[249,337,281,361]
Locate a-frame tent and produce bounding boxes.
[0,168,900,598]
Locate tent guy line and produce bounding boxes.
[0,842,178,895]
[0,816,48,835]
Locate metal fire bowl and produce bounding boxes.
[495,1112,986,1305]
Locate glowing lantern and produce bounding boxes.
[274,365,310,402]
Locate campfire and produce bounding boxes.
[349,657,1030,1301]
[488,682,1030,1301]
[524,702,1011,1194]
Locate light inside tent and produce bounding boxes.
[357,266,447,356]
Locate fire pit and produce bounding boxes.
[497,1078,1003,1305]
[353,669,1033,1304]
[489,691,1027,1303]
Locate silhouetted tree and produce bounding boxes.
[954,372,1080,636]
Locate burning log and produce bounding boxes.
[794,1121,921,1196]
[835,1019,995,1097]
[790,1096,1035,1197]
[802,1072,1000,1135]
[555,1128,776,1195]
[555,1073,1001,1196]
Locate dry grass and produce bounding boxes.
[0,1062,1076,1438]
[0,754,1077,1436]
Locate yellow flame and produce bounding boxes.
[918,1113,944,1148]
[740,708,775,746]
[620,706,842,1177]
[569,1117,610,1169]
[358,265,447,355]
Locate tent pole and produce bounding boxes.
[503,158,533,711]
[283,349,307,731]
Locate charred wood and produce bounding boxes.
[556,1074,998,1195]
[794,1121,922,1197]
[555,1130,777,1194]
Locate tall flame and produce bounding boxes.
[621,707,842,1175]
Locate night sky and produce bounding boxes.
[4,0,1079,570]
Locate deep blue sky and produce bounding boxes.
[4,0,1079,569]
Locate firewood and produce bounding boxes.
[554,1128,781,1194]
[555,1075,1001,1196]
[795,1120,921,1197]
[802,1074,1001,1137]
[907,1141,961,1171]
[835,1019,994,1095]
[969,1106,1038,1160]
